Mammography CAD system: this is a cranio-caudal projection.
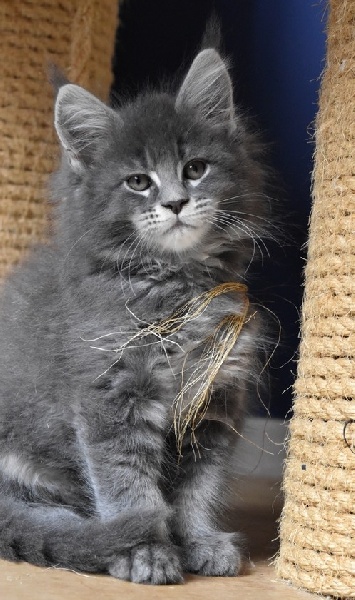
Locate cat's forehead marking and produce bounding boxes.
[149,171,161,188]
[158,158,181,178]
[177,161,183,181]
[152,161,187,200]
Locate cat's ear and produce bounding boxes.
[176,49,235,132]
[54,84,115,173]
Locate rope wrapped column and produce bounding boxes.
[0,0,118,278]
[277,1,355,596]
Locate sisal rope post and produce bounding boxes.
[276,1,355,597]
[0,0,119,279]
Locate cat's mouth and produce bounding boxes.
[166,218,196,233]
[157,216,201,251]
[152,215,207,252]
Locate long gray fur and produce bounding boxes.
[0,46,270,584]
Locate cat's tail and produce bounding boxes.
[0,496,167,573]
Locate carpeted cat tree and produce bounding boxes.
[0,0,118,278]
[276,0,355,597]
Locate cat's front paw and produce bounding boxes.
[183,532,243,577]
[109,543,183,584]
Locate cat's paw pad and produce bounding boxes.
[109,543,183,584]
[183,532,243,577]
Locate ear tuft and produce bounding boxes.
[176,49,235,132]
[54,84,113,173]
[48,63,70,98]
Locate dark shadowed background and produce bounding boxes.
[111,0,326,419]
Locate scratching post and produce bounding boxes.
[0,0,118,278]
[277,1,355,597]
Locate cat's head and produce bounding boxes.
[54,49,265,265]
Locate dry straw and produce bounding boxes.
[172,285,251,456]
[276,0,355,597]
[0,0,118,279]
[86,282,251,455]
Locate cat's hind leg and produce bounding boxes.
[0,448,182,583]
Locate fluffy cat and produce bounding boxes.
[0,46,269,584]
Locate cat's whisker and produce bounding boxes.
[99,243,118,274]
[112,231,136,271]
[207,214,259,268]
[61,227,94,264]
[212,212,270,261]
[218,192,264,203]
[219,191,276,207]
[97,225,133,274]
[215,208,282,244]
[118,233,143,273]
[116,232,139,270]
[205,217,234,241]
[213,213,262,272]
[113,232,141,299]
[126,235,146,296]
[216,206,274,228]
[138,229,156,276]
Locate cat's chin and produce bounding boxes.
[157,222,206,253]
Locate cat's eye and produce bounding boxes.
[126,174,152,192]
[183,159,207,181]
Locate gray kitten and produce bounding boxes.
[0,48,268,584]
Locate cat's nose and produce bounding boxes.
[162,198,189,215]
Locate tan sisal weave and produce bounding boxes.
[276,1,355,597]
[0,0,118,278]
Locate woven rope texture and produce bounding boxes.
[276,0,355,596]
[0,0,118,278]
